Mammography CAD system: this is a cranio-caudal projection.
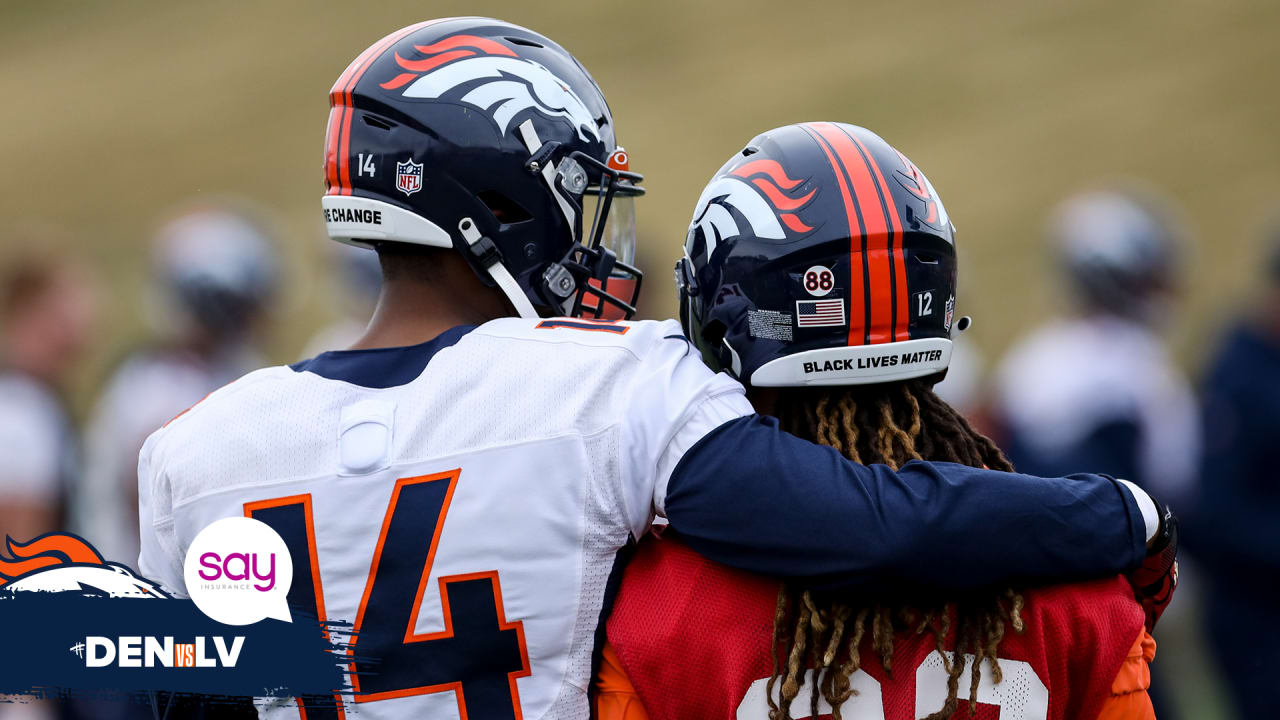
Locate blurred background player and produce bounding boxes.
[1190,220,1280,717]
[0,252,98,543]
[991,188,1197,719]
[72,205,278,566]
[598,123,1172,720]
[0,251,97,720]
[993,188,1198,505]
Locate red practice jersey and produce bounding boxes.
[601,535,1153,720]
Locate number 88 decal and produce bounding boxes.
[736,652,1048,719]
[246,470,531,720]
[803,265,835,297]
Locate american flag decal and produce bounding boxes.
[795,299,846,327]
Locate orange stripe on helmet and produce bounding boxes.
[413,34,517,57]
[811,123,895,345]
[326,20,446,196]
[800,123,865,346]
[323,106,344,193]
[390,48,475,75]
[846,130,909,342]
[730,158,806,191]
[749,177,815,211]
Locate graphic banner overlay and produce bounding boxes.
[0,532,346,705]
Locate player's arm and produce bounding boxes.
[623,330,1156,590]
[662,413,1155,589]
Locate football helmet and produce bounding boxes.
[155,205,278,337]
[1051,188,1182,323]
[321,17,644,319]
[676,122,965,386]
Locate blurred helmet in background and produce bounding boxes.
[321,17,644,319]
[676,122,965,387]
[1051,188,1183,323]
[154,206,279,338]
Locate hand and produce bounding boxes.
[1127,500,1178,631]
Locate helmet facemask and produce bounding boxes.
[527,140,645,319]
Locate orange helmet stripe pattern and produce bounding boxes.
[324,19,448,196]
[848,130,909,342]
[800,123,868,346]
[801,122,911,347]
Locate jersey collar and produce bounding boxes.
[290,325,475,388]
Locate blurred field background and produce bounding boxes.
[2,2,1277,716]
[3,1,1278,403]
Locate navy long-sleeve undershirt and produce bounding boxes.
[663,414,1147,589]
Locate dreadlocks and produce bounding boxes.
[765,379,1025,720]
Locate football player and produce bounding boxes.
[596,123,1176,720]
[77,204,278,567]
[138,21,1170,720]
[993,188,1198,509]
[991,189,1197,719]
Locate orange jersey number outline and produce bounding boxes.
[247,470,531,720]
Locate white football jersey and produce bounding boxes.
[995,316,1199,501]
[76,346,259,565]
[137,317,752,720]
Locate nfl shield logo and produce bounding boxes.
[396,158,423,196]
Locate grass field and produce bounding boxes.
[3,1,1278,405]
[2,2,1274,716]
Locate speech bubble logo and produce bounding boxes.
[184,517,293,625]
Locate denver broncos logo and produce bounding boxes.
[0,533,168,598]
[687,159,816,261]
[379,34,600,144]
[892,149,949,231]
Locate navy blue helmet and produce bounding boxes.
[676,122,966,387]
[1050,188,1182,323]
[321,17,643,319]
[155,205,278,337]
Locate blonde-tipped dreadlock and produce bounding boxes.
[766,379,1025,720]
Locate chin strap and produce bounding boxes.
[518,119,578,235]
[458,217,540,319]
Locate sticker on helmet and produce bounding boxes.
[944,294,955,331]
[913,290,934,319]
[396,158,423,197]
[748,310,794,341]
[795,299,846,327]
[803,266,835,297]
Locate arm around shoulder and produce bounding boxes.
[663,414,1149,588]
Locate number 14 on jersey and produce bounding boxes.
[246,470,531,719]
